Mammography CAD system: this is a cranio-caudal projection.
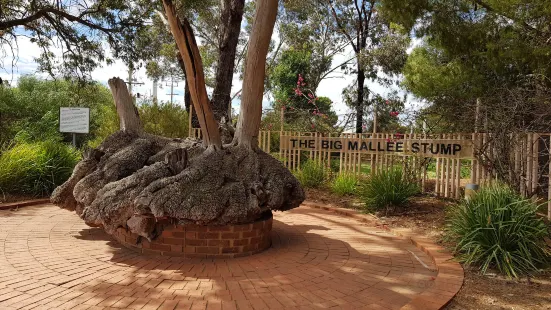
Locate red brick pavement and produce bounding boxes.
[0,204,457,310]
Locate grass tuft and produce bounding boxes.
[330,173,357,196]
[0,141,80,196]
[445,184,551,278]
[294,160,327,188]
[358,168,419,212]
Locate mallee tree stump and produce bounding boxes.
[51,0,302,255]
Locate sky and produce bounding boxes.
[0,26,423,129]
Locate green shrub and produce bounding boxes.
[445,184,551,278]
[295,160,327,188]
[359,168,419,212]
[0,141,80,196]
[331,173,357,196]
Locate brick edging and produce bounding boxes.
[112,213,273,258]
[302,200,463,310]
[0,199,51,210]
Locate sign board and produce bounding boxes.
[59,107,90,134]
[280,135,474,159]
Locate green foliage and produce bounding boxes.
[139,99,189,138]
[382,0,551,132]
[2,0,155,78]
[445,184,551,278]
[0,76,117,145]
[0,141,80,196]
[267,48,338,132]
[359,168,419,212]
[331,173,357,196]
[294,160,328,188]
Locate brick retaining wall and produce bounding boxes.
[112,213,273,258]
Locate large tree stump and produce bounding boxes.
[51,0,303,243]
[51,131,304,240]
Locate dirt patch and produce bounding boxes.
[304,190,551,310]
[304,188,363,210]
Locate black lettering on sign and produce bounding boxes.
[291,139,298,147]
[386,142,394,151]
[369,142,376,151]
[453,144,462,155]
[360,142,368,151]
[412,142,419,153]
[421,143,430,153]
[377,142,385,151]
[299,140,308,148]
[334,141,342,149]
[430,144,440,154]
[321,140,330,149]
[396,142,404,152]
[308,140,315,148]
[441,144,452,155]
[348,141,358,151]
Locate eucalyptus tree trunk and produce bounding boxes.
[211,0,245,124]
[162,0,222,149]
[234,0,278,148]
[356,67,366,133]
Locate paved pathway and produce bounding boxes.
[0,205,439,310]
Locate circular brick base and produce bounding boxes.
[112,212,273,258]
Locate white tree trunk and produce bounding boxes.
[108,77,142,133]
[162,0,222,149]
[234,0,279,148]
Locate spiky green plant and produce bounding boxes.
[358,168,419,212]
[331,173,357,196]
[445,184,551,278]
[0,141,80,196]
[294,160,327,188]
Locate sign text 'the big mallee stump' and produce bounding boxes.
[281,136,473,159]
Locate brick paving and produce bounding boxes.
[0,204,450,310]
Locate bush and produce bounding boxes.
[295,160,327,188]
[445,184,551,278]
[0,141,80,196]
[359,168,419,212]
[331,173,357,196]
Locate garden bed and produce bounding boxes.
[305,189,551,310]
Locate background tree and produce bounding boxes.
[323,0,410,133]
[268,49,338,131]
[380,0,551,133]
[0,76,116,145]
[0,0,155,78]
[381,0,551,191]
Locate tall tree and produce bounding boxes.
[323,0,409,133]
[276,0,348,91]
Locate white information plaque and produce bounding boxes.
[59,107,90,134]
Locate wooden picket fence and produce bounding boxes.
[189,128,551,218]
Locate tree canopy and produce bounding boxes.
[381,0,551,132]
[0,0,156,78]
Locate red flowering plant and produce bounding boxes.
[369,92,406,134]
[271,73,337,132]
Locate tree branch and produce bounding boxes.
[0,7,114,33]
[326,0,358,53]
